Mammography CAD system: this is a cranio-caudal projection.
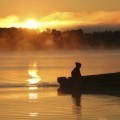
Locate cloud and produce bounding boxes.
[0,11,120,31]
[41,11,120,31]
[0,16,20,28]
[42,11,120,25]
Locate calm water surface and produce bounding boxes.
[0,87,120,120]
[0,50,120,85]
[0,50,120,120]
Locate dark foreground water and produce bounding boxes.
[0,87,120,120]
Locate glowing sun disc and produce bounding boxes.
[23,19,40,29]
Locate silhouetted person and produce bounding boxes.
[71,62,81,78]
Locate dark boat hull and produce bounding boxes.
[57,72,120,90]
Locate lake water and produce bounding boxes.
[0,50,120,120]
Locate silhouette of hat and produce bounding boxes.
[75,62,81,67]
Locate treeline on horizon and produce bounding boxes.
[0,27,120,51]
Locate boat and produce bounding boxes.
[57,72,120,90]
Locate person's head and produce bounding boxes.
[75,62,81,68]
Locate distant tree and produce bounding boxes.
[0,27,120,51]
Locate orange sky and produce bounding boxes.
[0,0,120,31]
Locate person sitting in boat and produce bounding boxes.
[71,62,82,79]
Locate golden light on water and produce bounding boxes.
[29,87,38,90]
[28,87,38,101]
[27,62,41,85]
[29,113,39,117]
[29,93,38,101]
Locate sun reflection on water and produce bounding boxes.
[28,86,39,118]
[29,93,38,101]
[28,87,38,102]
[27,61,41,85]
[29,86,38,90]
[29,112,39,117]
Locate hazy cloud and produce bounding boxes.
[0,11,120,31]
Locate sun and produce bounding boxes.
[23,19,40,29]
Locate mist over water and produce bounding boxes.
[0,50,120,87]
[0,28,120,51]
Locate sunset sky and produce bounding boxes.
[0,0,120,31]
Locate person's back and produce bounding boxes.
[71,62,81,78]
